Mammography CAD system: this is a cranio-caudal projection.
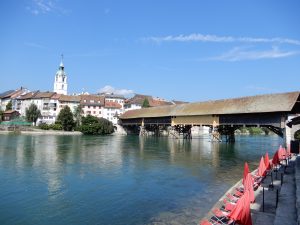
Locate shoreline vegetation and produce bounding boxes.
[0,128,82,135]
[0,126,274,136]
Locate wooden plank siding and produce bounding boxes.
[171,115,219,126]
[144,117,171,125]
[219,112,286,128]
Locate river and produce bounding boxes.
[0,134,282,225]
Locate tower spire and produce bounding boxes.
[60,54,64,68]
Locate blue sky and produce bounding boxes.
[0,0,299,102]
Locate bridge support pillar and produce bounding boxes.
[225,128,235,143]
[139,126,146,136]
[217,126,236,143]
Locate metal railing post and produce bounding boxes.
[262,187,265,212]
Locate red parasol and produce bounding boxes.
[272,150,280,166]
[244,173,255,203]
[257,156,266,177]
[228,190,252,225]
[264,152,270,170]
[242,162,250,185]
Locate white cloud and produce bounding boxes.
[98,85,134,97]
[27,0,68,15]
[207,46,299,61]
[144,33,300,46]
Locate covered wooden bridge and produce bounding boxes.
[120,92,300,142]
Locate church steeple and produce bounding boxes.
[59,54,64,69]
[53,55,68,95]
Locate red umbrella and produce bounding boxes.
[244,173,255,203]
[272,150,280,166]
[228,190,252,225]
[242,162,250,185]
[279,147,287,160]
[257,156,266,177]
[264,152,270,170]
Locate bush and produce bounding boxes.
[248,127,264,135]
[48,123,63,130]
[39,123,49,130]
[79,115,114,135]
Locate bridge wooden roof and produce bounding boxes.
[120,91,300,119]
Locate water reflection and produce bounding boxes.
[0,134,283,225]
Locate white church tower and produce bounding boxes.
[53,55,68,95]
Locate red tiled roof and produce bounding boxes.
[18,91,39,100]
[51,93,61,100]
[150,99,173,107]
[1,88,26,99]
[59,95,81,102]
[33,92,56,99]
[105,101,122,109]
[80,95,105,106]
[4,110,19,114]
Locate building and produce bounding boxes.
[32,92,58,124]
[58,95,81,114]
[103,101,122,125]
[80,95,105,118]
[53,56,68,95]
[17,91,40,116]
[124,94,173,111]
[2,110,20,121]
[0,87,29,111]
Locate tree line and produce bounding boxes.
[23,103,114,135]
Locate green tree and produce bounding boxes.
[74,105,83,127]
[79,115,114,135]
[56,106,75,131]
[0,109,3,122]
[5,100,12,111]
[25,103,41,126]
[248,127,264,135]
[142,98,150,108]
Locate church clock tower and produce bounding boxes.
[53,55,68,95]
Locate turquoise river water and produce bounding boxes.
[0,134,282,225]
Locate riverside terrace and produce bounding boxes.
[119,91,300,142]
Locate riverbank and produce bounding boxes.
[0,129,82,135]
[200,155,299,225]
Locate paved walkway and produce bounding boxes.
[252,156,298,225]
[200,155,300,225]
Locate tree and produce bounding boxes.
[74,105,83,127]
[6,100,12,111]
[79,115,114,135]
[0,109,3,122]
[142,98,150,108]
[56,105,75,131]
[25,103,41,126]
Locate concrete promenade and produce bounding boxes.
[201,155,299,225]
[252,155,298,225]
